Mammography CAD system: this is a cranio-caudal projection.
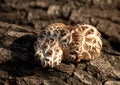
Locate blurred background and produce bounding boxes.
[0,0,120,85]
[0,0,120,52]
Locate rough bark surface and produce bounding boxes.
[0,0,120,85]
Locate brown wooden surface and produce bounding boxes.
[0,0,120,85]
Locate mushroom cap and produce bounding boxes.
[64,24,102,62]
[34,23,65,67]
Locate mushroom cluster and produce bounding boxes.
[34,23,102,67]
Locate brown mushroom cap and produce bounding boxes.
[64,24,102,62]
[34,23,65,67]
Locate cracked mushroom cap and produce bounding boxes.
[64,24,102,62]
[34,23,65,67]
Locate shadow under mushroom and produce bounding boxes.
[0,34,38,77]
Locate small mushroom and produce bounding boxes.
[64,24,102,62]
[34,23,65,67]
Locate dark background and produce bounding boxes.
[0,0,120,85]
